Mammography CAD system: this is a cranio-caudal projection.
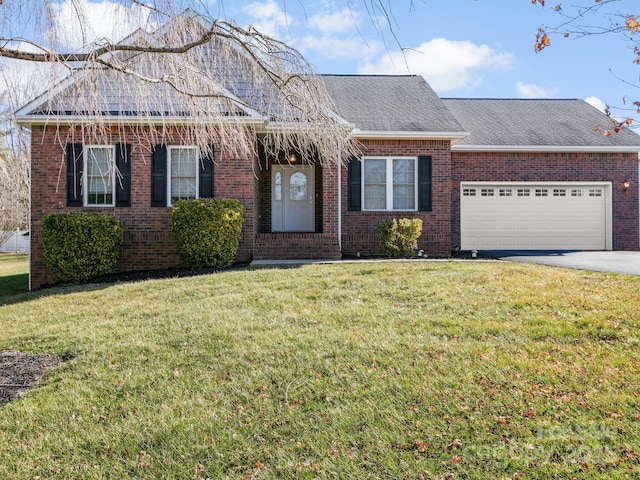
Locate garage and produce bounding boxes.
[460,182,612,250]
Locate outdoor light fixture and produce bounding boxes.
[622,180,631,191]
[289,154,297,163]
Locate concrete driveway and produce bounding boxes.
[480,250,640,276]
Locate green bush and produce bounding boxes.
[377,218,423,258]
[42,212,123,283]
[171,198,243,268]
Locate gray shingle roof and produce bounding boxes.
[322,75,464,133]
[442,98,640,149]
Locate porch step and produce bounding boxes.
[254,233,341,260]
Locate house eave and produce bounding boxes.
[352,130,470,141]
[451,144,640,153]
[15,114,267,128]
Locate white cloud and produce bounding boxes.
[585,96,608,113]
[357,38,512,93]
[516,81,560,98]
[51,0,154,50]
[300,35,383,62]
[242,0,292,38]
[308,8,358,35]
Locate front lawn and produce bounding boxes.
[1,260,639,478]
[0,253,28,301]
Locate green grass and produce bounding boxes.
[0,253,28,301]
[1,259,639,479]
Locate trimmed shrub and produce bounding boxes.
[377,218,423,258]
[171,198,243,268]
[42,212,123,283]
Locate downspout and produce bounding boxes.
[337,143,342,252]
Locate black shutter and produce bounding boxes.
[66,143,83,207]
[115,143,131,207]
[347,156,361,211]
[199,146,214,199]
[151,145,167,207]
[418,155,432,212]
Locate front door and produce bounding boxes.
[272,165,315,232]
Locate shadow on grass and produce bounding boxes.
[0,263,254,307]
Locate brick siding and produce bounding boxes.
[451,151,640,251]
[340,139,453,257]
[30,125,257,289]
[29,125,640,289]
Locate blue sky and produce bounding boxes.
[3,0,638,121]
[221,0,637,119]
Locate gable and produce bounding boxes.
[322,75,465,136]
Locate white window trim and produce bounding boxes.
[84,145,116,207]
[362,156,418,211]
[167,145,200,207]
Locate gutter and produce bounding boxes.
[451,144,640,154]
[352,130,470,141]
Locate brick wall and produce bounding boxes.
[451,151,640,251]
[341,139,453,257]
[30,125,257,289]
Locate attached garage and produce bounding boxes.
[460,182,612,251]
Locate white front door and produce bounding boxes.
[272,165,315,232]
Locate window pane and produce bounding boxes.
[289,172,308,201]
[86,147,113,206]
[364,159,386,209]
[274,172,282,201]
[364,184,386,209]
[393,185,415,210]
[393,159,414,183]
[171,178,197,202]
[170,147,197,203]
[364,159,386,184]
[392,159,415,210]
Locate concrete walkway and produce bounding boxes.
[480,250,640,276]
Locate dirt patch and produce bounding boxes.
[0,351,61,405]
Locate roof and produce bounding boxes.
[443,98,640,152]
[322,75,466,138]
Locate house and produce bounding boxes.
[16,30,640,289]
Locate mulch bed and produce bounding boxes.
[0,351,61,405]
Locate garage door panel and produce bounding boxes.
[461,183,607,250]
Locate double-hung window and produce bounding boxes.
[168,146,199,206]
[85,146,115,207]
[362,157,417,211]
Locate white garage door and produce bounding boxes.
[460,182,611,250]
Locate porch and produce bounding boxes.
[255,154,341,260]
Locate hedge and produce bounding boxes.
[42,212,123,283]
[171,198,243,268]
[377,218,423,258]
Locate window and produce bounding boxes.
[517,188,530,197]
[571,189,583,197]
[535,188,549,197]
[362,157,417,211]
[553,188,567,197]
[168,146,199,205]
[481,188,494,197]
[589,188,603,197]
[499,188,513,197]
[85,146,115,206]
[463,188,476,197]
